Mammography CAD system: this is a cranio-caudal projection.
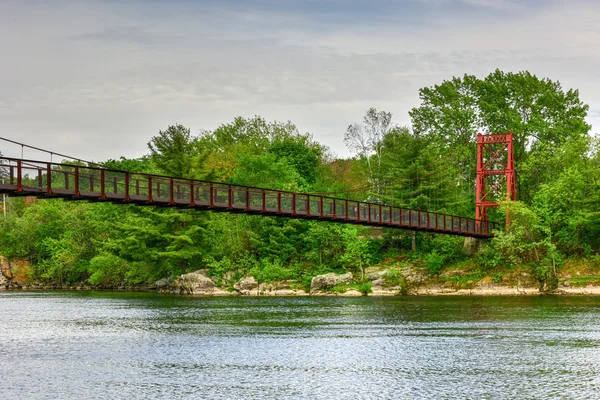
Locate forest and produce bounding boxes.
[1,69,599,292]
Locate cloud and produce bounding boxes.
[0,0,599,161]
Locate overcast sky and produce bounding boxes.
[1,0,599,161]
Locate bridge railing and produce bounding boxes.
[0,157,498,238]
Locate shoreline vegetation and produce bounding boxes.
[1,70,599,295]
[3,256,600,296]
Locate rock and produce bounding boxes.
[337,272,353,284]
[0,256,31,289]
[367,271,387,281]
[371,278,386,289]
[234,276,258,291]
[310,272,353,292]
[179,271,216,294]
[310,273,337,291]
[154,277,174,290]
[156,270,225,295]
[463,237,481,255]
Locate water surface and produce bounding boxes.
[1,292,600,399]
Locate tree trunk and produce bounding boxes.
[411,231,416,252]
[181,259,188,276]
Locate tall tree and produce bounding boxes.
[148,124,197,177]
[409,70,590,203]
[344,108,393,195]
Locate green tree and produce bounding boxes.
[410,70,590,203]
[148,124,197,177]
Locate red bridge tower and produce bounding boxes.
[476,132,516,223]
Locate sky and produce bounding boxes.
[1,0,600,162]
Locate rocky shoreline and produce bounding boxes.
[3,256,600,296]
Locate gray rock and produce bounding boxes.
[157,270,222,295]
[154,277,174,289]
[179,270,216,294]
[234,276,258,291]
[310,273,338,291]
[310,272,353,292]
[371,278,386,289]
[367,271,387,281]
[337,272,353,284]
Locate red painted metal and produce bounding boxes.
[147,176,153,202]
[16,161,22,192]
[170,179,175,205]
[319,197,323,218]
[190,182,195,207]
[228,185,233,209]
[46,163,52,195]
[345,200,349,221]
[100,170,106,199]
[245,187,250,211]
[75,166,81,197]
[277,192,282,214]
[476,132,516,224]
[0,156,498,238]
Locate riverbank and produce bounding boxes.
[4,256,600,296]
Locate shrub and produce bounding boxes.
[491,272,503,283]
[358,281,372,296]
[423,251,445,275]
[250,260,291,283]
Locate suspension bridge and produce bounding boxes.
[0,134,515,239]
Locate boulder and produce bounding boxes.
[234,276,258,291]
[337,272,353,284]
[179,271,216,294]
[367,270,387,281]
[371,278,386,289]
[310,272,353,292]
[157,270,225,295]
[154,277,174,290]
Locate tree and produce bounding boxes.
[409,70,590,203]
[491,201,560,291]
[148,124,197,177]
[344,108,393,194]
[340,226,379,280]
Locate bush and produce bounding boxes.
[385,269,409,295]
[358,281,372,296]
[250,260,292,283]
[491,272,503,283]
[476,244,504,271]
[423,251,445,275]
[87,253,127,286]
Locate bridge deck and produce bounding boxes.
[0,157,498,238]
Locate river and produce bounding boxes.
[1,292,600,399]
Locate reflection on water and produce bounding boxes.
[1,292,600,399]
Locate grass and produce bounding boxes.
[564,275,600,287]
[439,270,486,289]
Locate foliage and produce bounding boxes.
[423,251,446,276]
[358,281,372,296]
[250,260,292,283]
[0,70,598,292]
